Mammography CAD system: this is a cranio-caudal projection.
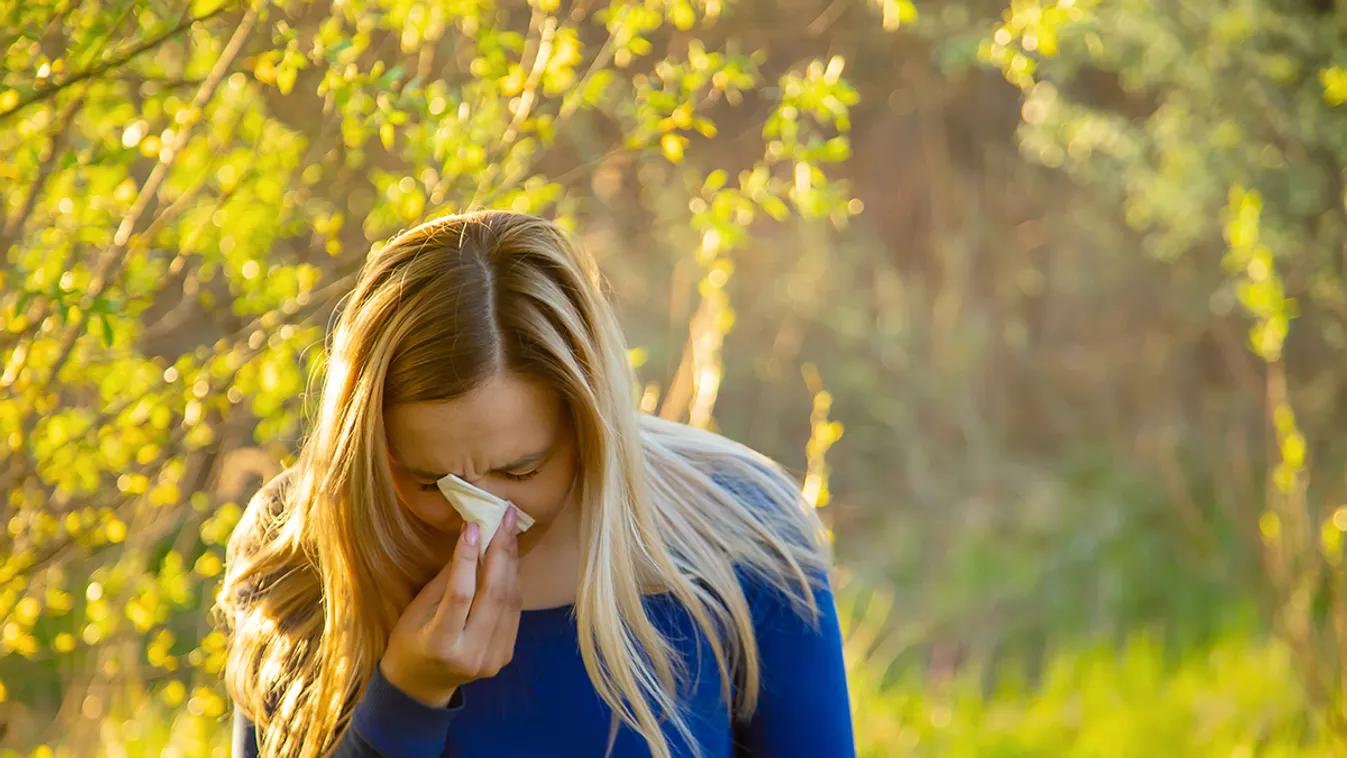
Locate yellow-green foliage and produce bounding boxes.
[0,0,861,753]
[7,0,1347,752]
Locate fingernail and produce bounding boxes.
[464,523,479,546]
[504,507,517,530]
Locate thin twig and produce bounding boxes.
[500,10,556,145]
[557,31,618,121]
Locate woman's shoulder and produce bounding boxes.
[707,457,796,509]
[673,436,829,565]
[702,449,813,533]
[641,415,799,498]
[702,456,835,626]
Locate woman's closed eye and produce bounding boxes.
[416,468,540,491]
[500,468,541,482]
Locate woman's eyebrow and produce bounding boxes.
[400,450,549,480]
[499,450,548,470]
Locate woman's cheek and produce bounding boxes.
[539,460,578,519]
[510,468,575,523]
[393,480,460,531]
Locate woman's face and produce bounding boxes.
[384,372,579,537]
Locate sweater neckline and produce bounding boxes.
[520,602,576,615]
[519,589,677,617]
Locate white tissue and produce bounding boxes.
[435,473,535,556]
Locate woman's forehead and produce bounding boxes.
[384,374,565,474]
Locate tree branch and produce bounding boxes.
[0,1,236,122]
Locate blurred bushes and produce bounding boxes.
[970,0,1347,737]
[4,0,1347,753]
[0,0,860,753]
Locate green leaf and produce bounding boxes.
[703,169,727,193]
[14,289,34,315]
[325,38,354,63]
[381,65,405,90]
[762,195,789,221]
[99,314,114,348]
[277,65,297,95]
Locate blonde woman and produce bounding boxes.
[216,211,854,758]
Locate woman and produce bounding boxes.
[215,210,854,758]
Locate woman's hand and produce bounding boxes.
[378,508,522,707]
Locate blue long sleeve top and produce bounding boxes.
[230,472,855,757]
[231,569,853,757]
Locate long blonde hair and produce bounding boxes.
[213,210,832,758]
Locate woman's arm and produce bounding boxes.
[734,573,856,757]
[231,664,465,758]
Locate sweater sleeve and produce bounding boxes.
[733,571,857,757]
[231,665,465,758]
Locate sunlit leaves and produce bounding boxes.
[1322,67,1347,107]
[1219,187,1307,527]
[602,2,664,68]
[540,28,584,97]
[870,0,917,32]
[1221,188,1297,364]
[252,47,310,96]
[979,0,1091,89]
[801,363,844,509]
[660,132,687,163]
[1,0,871,752]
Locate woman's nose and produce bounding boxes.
[459,474,505,500]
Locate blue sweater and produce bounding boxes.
[230,470,854,758]
[231,571,854,757]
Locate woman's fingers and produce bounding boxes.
[464,508,520,647]
[432,522,480,634]
[486,512,524,672]
[487,581,523,673]
[383,515,526,705]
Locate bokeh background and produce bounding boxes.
[4,0,1347,754]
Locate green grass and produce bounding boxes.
[848,627,1329,757]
